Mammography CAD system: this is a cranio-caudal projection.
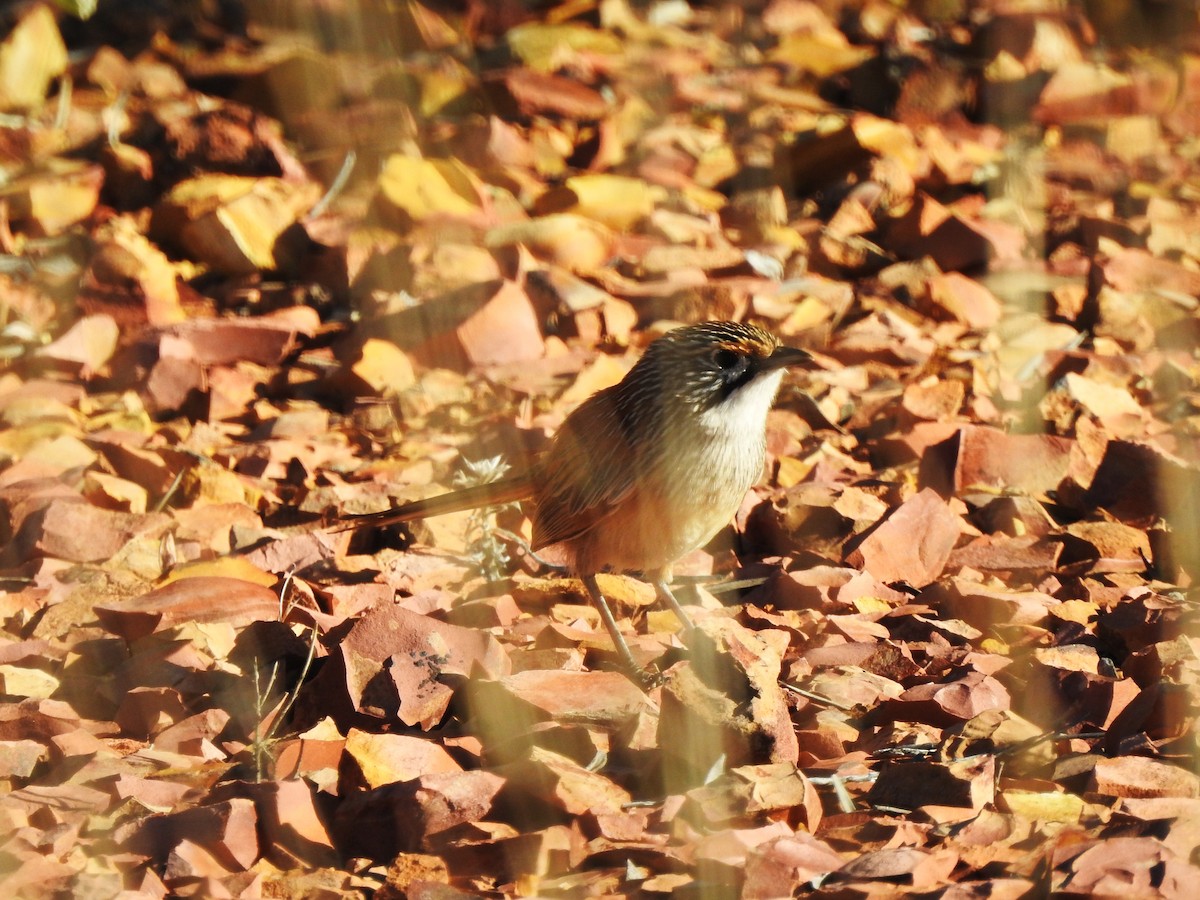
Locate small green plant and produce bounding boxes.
[453,455,518,581]
[247,571,320,782]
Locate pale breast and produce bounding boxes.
[565,417,767,576]
[551,363,784,578]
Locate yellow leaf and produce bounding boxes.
[161,557,277,588]
[560,354,629,406]
[558,174,665,232]
[350,339,417,396]
[852,596,894,614]
[0,5,67,110]
[999,790,1084,823]
[507,23,622,72]
[769,33,873,78]
[376,155,483,223]
[778,454,816,488]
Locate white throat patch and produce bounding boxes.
[698,368,786,435]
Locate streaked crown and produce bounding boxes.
[640,321,791,410]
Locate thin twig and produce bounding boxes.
[153,465,189,513]
[780,681,856,711]
[54,76,72,131]
[307,150,357,219]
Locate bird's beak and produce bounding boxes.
[763,344,812,372]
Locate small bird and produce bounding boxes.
[339,321,811,677]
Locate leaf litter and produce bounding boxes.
[0,0,1198,897]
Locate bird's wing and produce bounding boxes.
[530,390,640,550]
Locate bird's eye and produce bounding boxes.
[713,348,740,369]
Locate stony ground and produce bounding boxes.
[0,1,1198,897]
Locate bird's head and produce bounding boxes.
[641,321,811,416]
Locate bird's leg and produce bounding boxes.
[581,573,643,677]
[653,578,695,632]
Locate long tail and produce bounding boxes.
[331,474,536,533]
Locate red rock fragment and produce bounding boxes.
[440,824,583,885]
[868,755,996,812]
[231,779,337,867]
[1086,440,1200,524]
[946,534,1063,575]
[143,354,205,417]
[498,746,632,817]
[685,763,822,832]
[109,773,191,812]
[1060,520,1152,573]
[90,437,190,498]
[694,821,794,890]
[153,709,231,756]
[937,582,1057,629]
[927,272,1003,329]
[158,314,313,366]
[379,853,451,898]
[1097,246,1200,298]
[920,426,1074,498]
[332,769,505,860]
[410,279,545,368]
[742,833,846,899]
[658,618,798,788]
[0,698,82,743]
[343,728,463,789]
[133,798,259,871]
[272,722,346,781]
[901,377,966,422]
[11,501,172,565]
[0,739,46,778]
[839,845,936,879]
[877,672,1011,726]
[115,686,189,738]
[78,219,185,329]
[163,838,235,882]
[468,669,648,743]
[35,314,120,376]
[308,600,509,729]
[1091,756,1200,799]
[886,193,1020,271]
[1062,836,1188,897]
[846,488,962,587]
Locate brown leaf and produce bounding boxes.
[94,576,280,641]
[496,68,609,120]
